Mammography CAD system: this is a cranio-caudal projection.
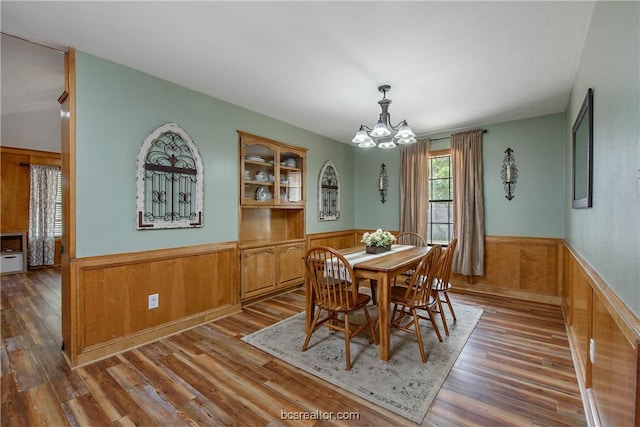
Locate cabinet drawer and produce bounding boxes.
[1,252,24,274]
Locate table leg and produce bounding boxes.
[378,273,390,361]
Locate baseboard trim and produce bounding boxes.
[451,280,562,305]
[563,304,599,427]
[75,303,241,367]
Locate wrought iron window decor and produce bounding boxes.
[378,163,389,203]
[136,123,204,229]
[501,147,518,200]
[318,160,341,221]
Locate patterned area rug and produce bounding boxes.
[242,303,483,423]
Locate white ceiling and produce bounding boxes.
[1,1,595,144]
[1,34,65,115]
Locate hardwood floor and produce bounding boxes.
[1,268,586,426]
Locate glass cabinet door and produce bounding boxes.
[242,142,276,205]
[278,150,304,205]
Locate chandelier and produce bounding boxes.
[352,85,416,148]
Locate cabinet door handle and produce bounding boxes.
[3,255,17,259]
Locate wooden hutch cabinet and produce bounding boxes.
[238,132,306,301]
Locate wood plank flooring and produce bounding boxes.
[1,268,586,426]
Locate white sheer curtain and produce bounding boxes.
[28,165,59,267]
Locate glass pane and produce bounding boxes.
[430,156,450,179]
[431,178,450,200]
[287,171,301,202]
[431,224,450,245]
[431,202,449,223]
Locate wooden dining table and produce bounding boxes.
[304,244,432,361]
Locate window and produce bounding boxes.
[136,123,204,229]
[427,150,453,245]
[54,170,62,237]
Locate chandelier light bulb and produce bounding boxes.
[395,121,415,139]
[358,139,377,148]
[378,140,396,149]
[397,136,417,144]
[370,121,391,138]
[352,128,370,144]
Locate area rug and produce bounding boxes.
[242,303,483,423]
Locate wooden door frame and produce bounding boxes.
[60,49,76,366]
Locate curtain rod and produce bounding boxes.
[424,129,487,142]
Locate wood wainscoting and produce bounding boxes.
[451,235,563,305]
[307,229,408,251]
[307,229,359,250]
[69,242,240,366]
[563,243,639,427]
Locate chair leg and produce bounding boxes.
[344,313,351,370]
[436,295,449,336]
[370,280,377,305]
[302,309,322,351]
[427,307,443,342]
[362,306,378,344]
[444,291,456,321]
[411,308,427,363]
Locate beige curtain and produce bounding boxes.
[399,138,430,241]
[451,130,484,276]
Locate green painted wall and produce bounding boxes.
[483,114,565,237]
[354,113,566,238]
[565,1,640,315]
[354,146,401,231]
[75,52,354,257]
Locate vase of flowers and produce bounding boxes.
[362,229,396,254]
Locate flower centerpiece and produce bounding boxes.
[362,229,396,254]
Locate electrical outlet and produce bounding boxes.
[148,293,159,309]
[589,338,595,364]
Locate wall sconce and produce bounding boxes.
[378,163,388,203]
[501,148,518,200]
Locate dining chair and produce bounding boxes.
[396,231,428,281]
[388,245,442,363]
[431,238,458,336]
[396,231,427,247]
[302,246,378,370]
[369,231,428,305]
